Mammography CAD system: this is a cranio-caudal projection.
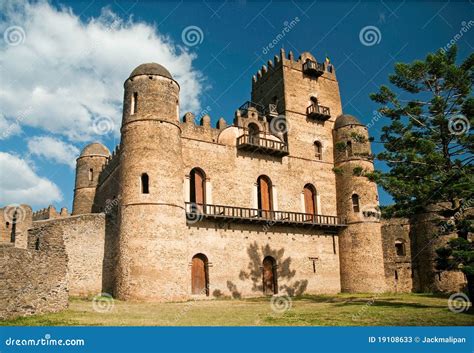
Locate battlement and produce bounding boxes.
[98,145,121,185]
[32,205,69,221]
[252,48,336,86]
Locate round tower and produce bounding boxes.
[72,142,110,215]
[334,114,387,293]
[115,63,186,300]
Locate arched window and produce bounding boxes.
[131,92,138,115]
[6,222,9,229]
[248,123,260,145]
[395,239,406,256]
[346,141,353,157]
[35,237,40,251]
[303,184,317,219]
[257,175,272,218]
[263,256,278,295]
[352,194,360,212]
[88,168,93,181]
[310,96,318,105]
[141,173,149,194]
[314,141,322,160]
[191,253,209,296]
[190,168,206,206]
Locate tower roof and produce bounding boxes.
[334,114,365,129]
[80,142,110,157]
[129,63,173,80]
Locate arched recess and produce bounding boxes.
[314,141,322,160]
[352,194,360,212]
[303,184,318,220]
[141,173,149,194]
[190,168,206,208]
[262,256,278,295]
[257,175,273,218]
[346,141,353,157]
[248,123,260,145]
[395,239,406,256]
[191,253,209,296]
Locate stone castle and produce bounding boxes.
[0,49,466,318]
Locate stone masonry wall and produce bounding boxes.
[0,223,68,320]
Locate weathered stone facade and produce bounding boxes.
[0,50,467,315]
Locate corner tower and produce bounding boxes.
[334,114,387,292]
[115,63,186,300]
[72,143,110,215]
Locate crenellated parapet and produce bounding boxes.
[32,205,69,221]
[180,111,228,142]
[98,144,121,186]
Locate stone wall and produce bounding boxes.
[381,218,413,293]
[33,214,107,296]
[0,223,68,320]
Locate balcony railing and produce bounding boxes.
[237,133,289,157]
[185,202,346,229]
[302,60,325,78]
[307,104,331,121]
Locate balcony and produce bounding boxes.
[237,133,289,157]
[302,60,324,78]
[307,104,331,121]
[185,202,346,229]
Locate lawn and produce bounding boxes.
[2,293,473,326]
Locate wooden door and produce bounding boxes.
[258,176,272,219]
[191,169,205,212]
[304,185,316,221]
[192,255,207,295]
[263,257,276,295]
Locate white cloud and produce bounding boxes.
[0,1,204,142]
[27,136,79,168]
[0,152,62,207]
[0,113,22,140]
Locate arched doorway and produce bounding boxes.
[191,253,209,296]
[257,175,272,219]
[303,184,317,221]
[190,168,206,211]
[248,123,260,145]
[262,256,278,295]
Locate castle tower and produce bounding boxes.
[334,114,387,292]
[72,143,110,215]
[115,63,186,300]
[251,49,342,161]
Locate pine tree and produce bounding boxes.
[369,45,474,301]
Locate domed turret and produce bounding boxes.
[72,142,110,215]
[334,114,387,293]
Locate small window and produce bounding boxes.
[131,92,138,115]
[314,141,322,160]
[88,168,93,181]
[352,194,360,212]
[346,141,353,157]
[395,270,398,281]
[35,238,40,250]
[141,173,149,194]
[395,240,406,256]
[6,222,9,229]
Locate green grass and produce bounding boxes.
[1,293,473,326]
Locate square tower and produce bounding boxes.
[251,49,343,162]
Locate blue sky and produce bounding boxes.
[0,0,472,211]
